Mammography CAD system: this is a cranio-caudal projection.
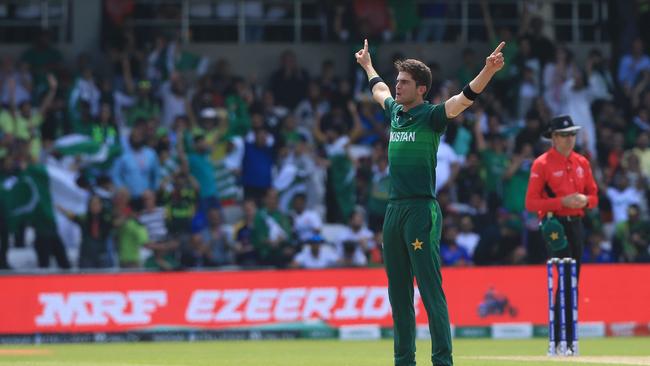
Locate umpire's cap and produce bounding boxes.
[542,115,581,139]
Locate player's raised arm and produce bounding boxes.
[355,39,392,109]
[444,41,505,118]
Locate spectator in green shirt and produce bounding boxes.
[162,170,199,237]
[116,197,148,268]
[503,143,534,213]
[89,103,118,145]
[20,30,62,101]
[225,77,253,136]
[0,73,57,161]
[125,80,160,127]
[473,117,508,212]
[252,189,294,267]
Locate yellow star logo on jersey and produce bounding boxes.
[411,238,424,251]
[550,232,559,241]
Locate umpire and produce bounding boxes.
[525,115,598,354]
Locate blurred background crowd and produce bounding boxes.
[0,0,649,272]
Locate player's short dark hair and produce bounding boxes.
[394,59,432,97]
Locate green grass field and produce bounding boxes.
[1,338,649,365]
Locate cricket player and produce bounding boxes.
[355,39,505,366]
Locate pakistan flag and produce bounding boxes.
[54,134,121,169]
[1,164,88,234]
[326,136,356,223]
[329,154,356,222]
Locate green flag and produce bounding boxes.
[329,155,356,223]
[2,165,55,232]
[53,134,122,171]
[54,134,107,162]
[1,164,88,235]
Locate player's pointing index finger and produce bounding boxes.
[364,38,368,52]
[492,41,505,55]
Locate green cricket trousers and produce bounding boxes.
[382,198,452,366]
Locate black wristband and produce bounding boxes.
[369,76,384,90]
[462,84,479,101]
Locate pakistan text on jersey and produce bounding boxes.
[389,132,416,142]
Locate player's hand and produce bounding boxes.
[485,41,505,73]
[561,193,587,209]
[573,193,588,208]
[355,39,372,69]
[560,194,579,208]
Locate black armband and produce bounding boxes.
[369,76,384,90]
[462,84,480,101]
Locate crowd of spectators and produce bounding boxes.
[0,2,649,272]
[97,0,650,47]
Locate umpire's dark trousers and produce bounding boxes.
[550,216,584,349]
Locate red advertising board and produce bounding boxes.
[1,264,649,334]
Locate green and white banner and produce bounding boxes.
[1,164,88,246]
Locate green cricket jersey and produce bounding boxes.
[384,97,448,201]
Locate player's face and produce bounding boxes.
[552,131,577,153]
[395,72,418,104]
